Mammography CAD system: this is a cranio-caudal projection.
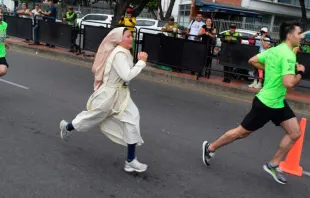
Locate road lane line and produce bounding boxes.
[303,171,310,177]
[0,79,29,90]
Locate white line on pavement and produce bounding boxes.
[0,79,29,90]
[303,171,310,177]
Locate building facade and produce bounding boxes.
[242,0,310,27]
[175,0,310,30]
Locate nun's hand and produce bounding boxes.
[138,52,148,62]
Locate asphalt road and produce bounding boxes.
[0,50,309,198]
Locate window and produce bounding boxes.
[277,0,310,8]
[178,4,191,27]
[136,20,156,26]
[84,15,108,21]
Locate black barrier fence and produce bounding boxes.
[83,25,112,52]
[139,28,208,76]
[204,37,281,81]
[4,15,32,40]
[296,52,310,80]
[3,17,310,87]
[219,42,259,70]
[38,20,72,48]
[80,21,138,55]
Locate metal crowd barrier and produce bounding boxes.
[205,35,279,81]
[2,16,309,87]
[4,15,32,40]
[38,19,73,48]
[78,20,138,56]
[137,28,208,78]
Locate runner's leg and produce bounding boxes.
[263,102,299,184]
[202,97,271,166]
[270,117,300,165]
[208,125,252,152]
[0,64,8,77]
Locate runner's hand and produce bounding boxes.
[296,63,305,72]
[5,43,9,50]
[138,52,148,62]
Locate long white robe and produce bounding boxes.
[71,46,146,146]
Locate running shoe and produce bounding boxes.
[202,141,215,166]
[263,163,287,184]
[124,158,148,173]
[60,120,71,141]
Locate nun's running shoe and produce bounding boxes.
[124,158,148,173]
[60,120,72,141]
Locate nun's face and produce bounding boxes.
[119,30,133,49]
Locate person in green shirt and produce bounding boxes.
[0,12,9,77]
[63,6,79,52]
[161,16,178,38]
[202,21,306,185]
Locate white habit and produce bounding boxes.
[72,46,146,146]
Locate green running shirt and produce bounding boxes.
[256,43,296,108]
[0,21,8,58]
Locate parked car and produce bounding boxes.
[77,13,113,29]
[135,18,168,41]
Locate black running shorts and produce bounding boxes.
[0,57,9,68]
[241,96,296,131]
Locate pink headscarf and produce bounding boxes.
[91,27,126,91]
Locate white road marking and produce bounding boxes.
[303,171,310,177]
[0,79,29,90]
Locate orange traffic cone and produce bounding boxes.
[280,117,307,176]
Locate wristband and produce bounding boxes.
[297,71,304,78]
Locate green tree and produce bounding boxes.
[158,0,176,20]
[131,0,158,18]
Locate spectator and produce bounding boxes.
[31,4,43,45]
[17,3,32,42]
[301,33,310,53]
[42,0,57,48]
[186,13,205,41]
[118,7,136,49]
[118,7,136,32]
[221,24,242,83]
[248,27,271,89]
[199,17,217,76]
[17,3,31,18]
[223,24,242,43]
[162,16,178,37]
[63,6,79,52]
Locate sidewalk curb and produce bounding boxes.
[8,41,310,114]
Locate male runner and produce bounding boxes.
[202,21,306,185]
[0,12,9,77]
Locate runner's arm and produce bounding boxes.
[283,74,302,88]
[248,55,265,70]
[113,52,146,82]
[283,63,305,88]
